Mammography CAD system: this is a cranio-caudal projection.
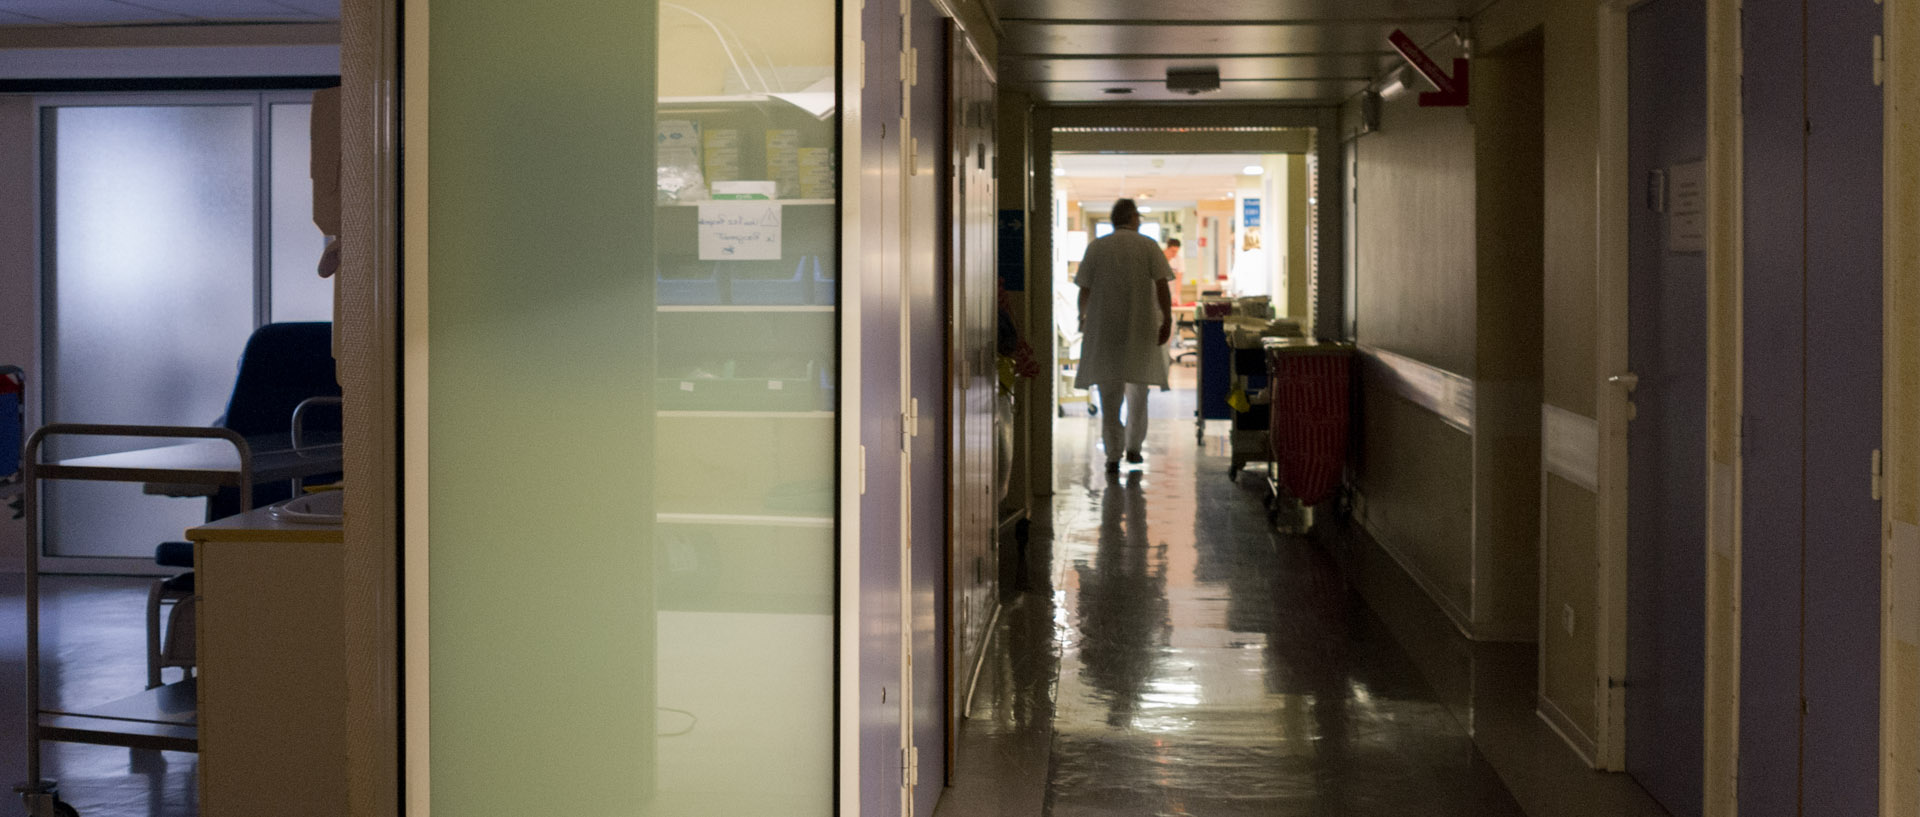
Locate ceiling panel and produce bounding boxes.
[1007,54,1384,83]
[1057,153,1272,176]
[994,0,1489,105]
[130,0,332,20]
[0,0,190,24]
[1033,78,1367,104]
[270,0,338,14]
[995,0,1478,21]
[1003,20,1455,57]
[0,0,335,25]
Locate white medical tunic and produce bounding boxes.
[1074,228,1176,389]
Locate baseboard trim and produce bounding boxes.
[1357,515,1478,639]
[1536,691,1599,768]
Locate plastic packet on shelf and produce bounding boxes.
[657,119,707,203]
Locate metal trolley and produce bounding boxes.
[1192,301,1234,442]
[16,425,260,816]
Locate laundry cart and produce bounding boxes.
[1264,340,1355,529]
[1225,332,1272,481]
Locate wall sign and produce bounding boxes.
[1242,198,1261,229]
[1667,160,1707,254]
[1388,29,1471,107]
[998,209,1025,291]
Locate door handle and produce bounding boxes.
[1608,372,1639,392]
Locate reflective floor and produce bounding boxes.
[938,369,1669,817]
[0,574,198,817]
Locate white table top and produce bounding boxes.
[37,433,341,486]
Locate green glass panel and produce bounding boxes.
[429,0,837,813]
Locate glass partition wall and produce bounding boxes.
[651,5,839,811]
[37,92,327,567]
[424,0,838,812]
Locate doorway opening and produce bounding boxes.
[1047,143,1320,469]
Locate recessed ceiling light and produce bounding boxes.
[1242,164,1264,175]
[1103,87,1133,94]
[1138,206,1153,214]
[1053,167,1066,176]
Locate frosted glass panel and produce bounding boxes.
[269,101,332,322]
[428,0,836,811]
[42,104,257,558]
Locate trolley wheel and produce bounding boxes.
[1057,405,1065,417]
[1087,403,1098,416]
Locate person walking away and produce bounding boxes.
[1075,199,1175,472]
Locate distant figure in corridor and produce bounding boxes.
[1075,198,1175,473]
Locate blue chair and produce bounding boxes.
[148,322,340,688]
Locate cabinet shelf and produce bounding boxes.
[658,305,833,314]
[658,199,834,207]
[658,410,832,419]
[657,512,833,528]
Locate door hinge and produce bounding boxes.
[859,445,868,495]
[902,745,919,787]
[1874,35,1885,87]
[902,401,919,451]
[1872,448,1884,501]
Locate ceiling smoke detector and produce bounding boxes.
[1166,67,1221,95]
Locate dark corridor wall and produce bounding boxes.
[1346,26,1543,644]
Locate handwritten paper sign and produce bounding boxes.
[697,202,783,260]
[1667,161,1706,254]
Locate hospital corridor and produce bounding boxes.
[0,0,1913,815]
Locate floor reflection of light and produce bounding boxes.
[1140,692,1202,708]
[1131,713,1195,734]
[1350,681,1373,705]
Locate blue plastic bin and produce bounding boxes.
[657,261,723,305]
[727,258,811,305]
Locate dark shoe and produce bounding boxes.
[1104,460,1121,474]
[1125,451,1145,465]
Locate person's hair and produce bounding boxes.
[1110,198,1140,228]
[1165,238,1181,248]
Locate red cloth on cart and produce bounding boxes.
[1267,350,1351,506]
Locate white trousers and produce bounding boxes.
[1096,382,1152,461]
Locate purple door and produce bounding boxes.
[1801,1,1884,812]
[906,4,950,813]
[1625,2,1706,814]
[1741,2,1885,813]
[1738,0,1807,810]
[860,0,906,811]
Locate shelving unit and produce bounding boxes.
[651,89,837,640]
[657,305,833,313]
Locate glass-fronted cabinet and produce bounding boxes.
[649,3,838,814]
[423,0,838,813]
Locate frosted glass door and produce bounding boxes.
[41,104,258,559]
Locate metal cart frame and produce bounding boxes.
[16,424,255,817]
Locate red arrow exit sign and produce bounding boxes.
[1388,29,1470,107]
